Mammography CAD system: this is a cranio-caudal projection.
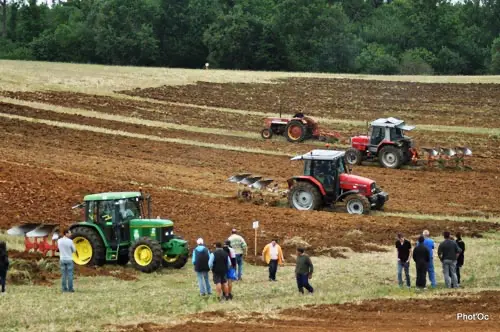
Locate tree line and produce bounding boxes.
[1,0,500,74]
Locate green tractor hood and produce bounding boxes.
[129,219,174,227]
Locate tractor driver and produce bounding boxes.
[314,161,334,188]
[119,200,136,220]
[99,201,113,224]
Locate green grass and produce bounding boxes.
[0,233,498,331]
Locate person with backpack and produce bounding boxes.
[223,240,237,300]
[209,242,232,302]
[0,241,9,295]
[192,238,212,296]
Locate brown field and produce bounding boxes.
[1,69,499,331]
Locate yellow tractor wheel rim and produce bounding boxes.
[134,245,153,266]
[163,255,179,263]
[73,237,93,265]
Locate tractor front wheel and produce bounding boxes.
[162,254,188,269]
[129,237,163,273]
[71,226,106,267]
[345,148,363,166]
[379,145,404,169]
[288,182,323,211]
[261,128,273,139]
[345,194,370,215]
[285,120,307,143]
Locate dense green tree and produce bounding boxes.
[490,36,500,74]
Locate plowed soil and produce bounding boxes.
[120,78,500,128]
[108,291,500,332]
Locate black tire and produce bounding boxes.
[261,128,273,139]
[345,148,363,166]
[378,145,404,169]
[344,194,370,215]
[288,181,323,211]
[285,120,307,143]
[117,252,129,266]
[129,237,163,273]
[71,226,106,267]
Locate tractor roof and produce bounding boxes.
[371,117,415,131]
[84,192,142,201]
[291,149,345,161]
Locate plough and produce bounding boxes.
[228,174,287,202]
[7,223,60,256]
[416,146,472,168]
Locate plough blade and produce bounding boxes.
[228,173,252,183]
[422,148,438,157]
[250,178,274,190]
[456,146,472,156]
[26,224,59,238]
[440,147,456,157]
[7,223,40,236]
[240,176,262,186]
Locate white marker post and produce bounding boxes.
[252,220,259,256]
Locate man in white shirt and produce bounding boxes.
[57,229,76,292]
[262,239,284,281]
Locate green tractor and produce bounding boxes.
[68,191,189,273]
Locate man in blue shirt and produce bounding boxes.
[422,230,436,288]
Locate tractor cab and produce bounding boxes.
[368,117,415,149]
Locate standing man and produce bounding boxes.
[395,233,411,288]
[413,235,430,290]
[57,229,76,293]
[262,239,284,281]
[223,240,237,300]
[208,242,231,302]
[0,241,9,295]
[228,228,247,281]
[295,247,314,294]
[192,238,211,296]
[438,231,462,288]
[455,232,465,287]
[422,230,437,288]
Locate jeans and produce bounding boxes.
[268,259,278,280]
[456,264,462,285]
[296,273,314,293]
[0,269,6,293]
[60,260,74,292]
[235,254,243,280]
[442,259,458,288]
[416,262,428,288]
[196,271,212,295]
[397,261,410,287]
[427,259,436,287]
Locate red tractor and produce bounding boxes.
[345,117,418,169]
[229,149,388,215]
[260,113,340,143]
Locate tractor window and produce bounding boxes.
[338,158,346,174]
[370,127,385,145]
[391,128,404,141]
[98,200,114,224]
[119,199,140,220]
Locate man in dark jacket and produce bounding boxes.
[209,242,232,301]
[295,247,314,294]
[395,233,411,288]
[0,241,9,295]
[453,233,465,287]
[413,236,430,290]
[192,238,211,296]
[438,231,462,288]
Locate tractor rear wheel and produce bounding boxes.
[379,145,404,169]
[345,148,363,166]
[129,237,163,273]
[261,128,273,139]
[344,194,370,215]
[288,182,323,211]
[71,226,106,267]
[285,120,307,143]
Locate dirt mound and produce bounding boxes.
[8,250,58,260]
[107,291,500,332]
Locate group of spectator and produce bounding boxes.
[396,229,465,290]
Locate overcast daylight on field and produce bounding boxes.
[0,1,499,332]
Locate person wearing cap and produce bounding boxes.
[395,232,411,288]
[228,229,247,281]
[262,239,285,281]
[422,230,437,288]
[192,238,211,296]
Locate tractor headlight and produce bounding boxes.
[165,231,174,236]
[371,183,376,193]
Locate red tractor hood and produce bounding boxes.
[351,135,369,145]
[339,173,374,191]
